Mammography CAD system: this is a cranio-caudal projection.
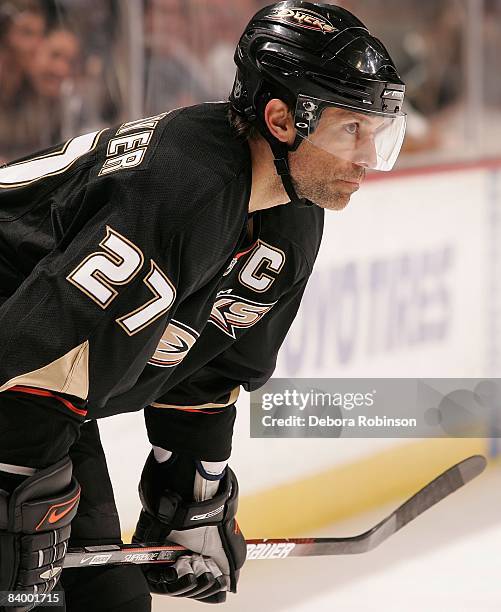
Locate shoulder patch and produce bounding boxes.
[148,319,199,367]
[209,293,277,339]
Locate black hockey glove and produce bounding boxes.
[132,450,246,604]
[0,457,80,612]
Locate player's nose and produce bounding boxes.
[353,137,378,169]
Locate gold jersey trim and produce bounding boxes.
[150,386,240,410]
[0,340,89,400]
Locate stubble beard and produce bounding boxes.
[288,144,362,211]
[290,174,353,211]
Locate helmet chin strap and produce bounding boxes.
[256,108,313,209]
[268,136,313,209]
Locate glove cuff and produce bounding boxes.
[2,457,80,534]
[139,455,238,531]
[0,457,79,593]
[157,467,237,530]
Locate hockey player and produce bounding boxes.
[0,1,406,610]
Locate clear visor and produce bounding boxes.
[294,95,407,172]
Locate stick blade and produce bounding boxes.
[457,454,487,483]
[306,455,487,556]
[356,455,487,554]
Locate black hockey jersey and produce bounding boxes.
[0,103,252,414]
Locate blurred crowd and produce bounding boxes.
[0,0,122,163]
[1,0,500,165]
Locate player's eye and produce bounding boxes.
[344,122,360,136]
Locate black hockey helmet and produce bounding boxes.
[230,1,406,205]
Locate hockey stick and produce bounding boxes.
[64,454,486,567]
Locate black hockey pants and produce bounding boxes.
[55,420,151,612]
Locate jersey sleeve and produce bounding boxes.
[174,274,311,397]
[144,271,310,461]
[0,137,246,412]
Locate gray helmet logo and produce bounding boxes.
[233,76,242,99]
[267,7,337,33]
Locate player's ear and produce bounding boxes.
[264,99,296,147]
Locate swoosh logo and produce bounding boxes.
[48,496,80,524]
[36,488,81,530]
[80,554,112,565]
[40,566,62,581]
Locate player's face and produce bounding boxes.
[288,135,366,211]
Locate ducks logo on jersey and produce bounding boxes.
[149,320,199,367]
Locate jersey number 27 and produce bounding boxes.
[67,226,176,336]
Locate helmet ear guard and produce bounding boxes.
[255,85,313,208]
